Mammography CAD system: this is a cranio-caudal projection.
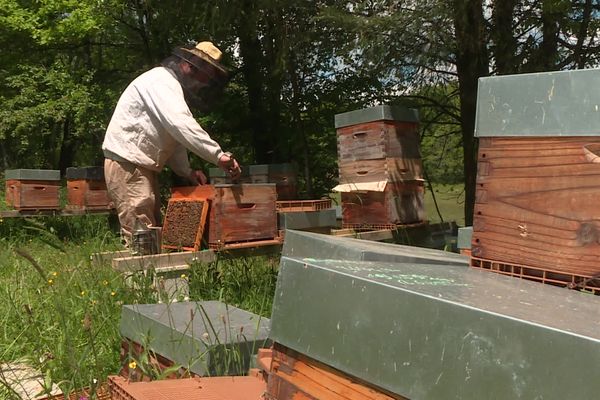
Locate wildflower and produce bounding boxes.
[47,279,54,286]
[111,291,116,296]
[80,291,86,296]
[52,271,58,277]
[102,280,109,286]
[129,361,137,370]
[91,300,98,306]
[180,274,187,280]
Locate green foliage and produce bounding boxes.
[188,255,278,318]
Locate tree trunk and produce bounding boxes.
[237,1,270,164]
[452,0,489,226]
[491,0,518,74]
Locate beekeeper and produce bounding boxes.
[102,40,241,244]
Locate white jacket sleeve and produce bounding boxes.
[141,77,225,165]
[166,143,193,178]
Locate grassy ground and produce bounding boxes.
[0,216,278,398]
[424,182,466,226]
[0,182,463,398]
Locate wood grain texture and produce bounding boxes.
[269,343,406,400]
[473,136,600,278]
[66,179,113,209]
[170,185,278,245]
[342,182,425,225]
[5,179,60,210]
[338,158,423,184]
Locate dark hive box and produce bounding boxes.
[5,169,61,210]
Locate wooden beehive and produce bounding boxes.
[472,69,600,284]
[473,136,600,277]
[5,169,61,210]
[65,167,113,210]
[249,163,298,200]
[170,184,278,246]
[334,105,426,227]
[342,181,426,227]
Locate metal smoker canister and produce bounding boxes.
[132,220,158,255]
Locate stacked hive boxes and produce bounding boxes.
[333,105,426,228]
[472,68,600,289]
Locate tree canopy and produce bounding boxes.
[1,0,599,223]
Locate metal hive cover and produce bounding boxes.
[120,301,270,376]
[271,240,600,399]
[282,230,469,266]
[475,68,600,137]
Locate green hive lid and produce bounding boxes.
[5,169,61,181]
[475,68,600,137]
[334,105,419,128]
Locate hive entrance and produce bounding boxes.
[161,199,209,251]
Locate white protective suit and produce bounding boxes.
[102,66,225,177]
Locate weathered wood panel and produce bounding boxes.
[211,184,277,244]
[339,158,423,184]
[473,136,600,279]
[336,121,421,163]
[342,182,425,226]
[5,179,61,210]
[268,343,405,400]
[66,179,113,210]
[170,184,277,245]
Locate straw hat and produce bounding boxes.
[180,41,228,75]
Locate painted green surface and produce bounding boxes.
[457,226,472,250]
[334,105,419,128]
[475,68,600,137]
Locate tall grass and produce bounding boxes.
[0,216,278,398]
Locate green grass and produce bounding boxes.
[424,182,465,226]
[0,182,463,398]
[0,216,278,398]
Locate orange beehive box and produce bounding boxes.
[5,169,61,210]
[108,375,265,400]
[170,184,278,246]
[65,166,113,210]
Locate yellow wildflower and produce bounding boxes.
[111,291,116,296]
[47,279,53,285]
[81,291,86,296]
[128,361,137,370]
[180,274,187,280]
[52,272,58,277]
[102,280,109,286]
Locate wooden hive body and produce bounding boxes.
[473,136,600,278]
[5,169,61,210]
[170,184,278,246]
[334,106,425,228]
[65,167,112,210]
[472,69,600,285]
